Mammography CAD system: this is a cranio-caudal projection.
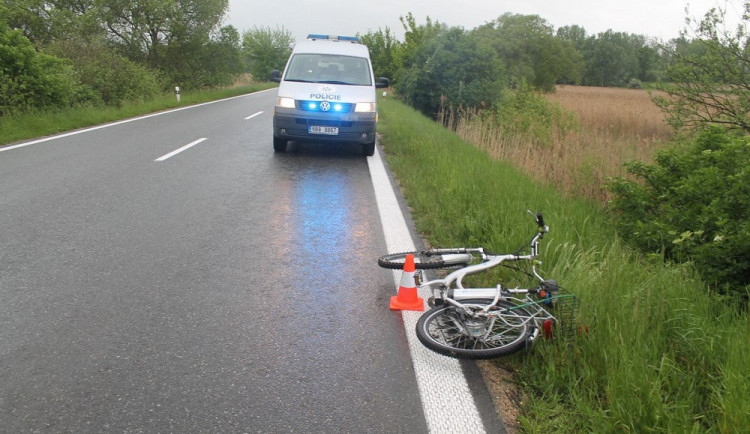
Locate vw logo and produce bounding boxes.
[320,101,331,112]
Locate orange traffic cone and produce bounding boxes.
[389,254,424,311]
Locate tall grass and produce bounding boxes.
[439,85,673,203]
[378,96,750,432]
[0,82,276,147]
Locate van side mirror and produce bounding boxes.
[270,70,281,83]
[375,77,390,89]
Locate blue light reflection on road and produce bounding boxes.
[297,169,349,265]
[263,159,377,357]
[291,168,358,354]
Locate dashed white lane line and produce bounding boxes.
[244,111,264,120]
[154,138,207,162]
[367,145,487,434]
[0,90,274,154]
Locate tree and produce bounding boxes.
[655,1,750,133]
[359,27,400,82]
[97,0,228,66]
[9,1,93,46]
[394,13,445,84]
[241,26,293,81]
[474,14,583,91]
[397,26,504,118]
[204,25,243,85]
[557,25,588,53]
[94,0,231,89]
[162,24,243,88]
[608,2,750,298]
[585,30,640,87]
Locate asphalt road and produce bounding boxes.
[0,91,500,433]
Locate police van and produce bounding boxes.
[270,34,389,156]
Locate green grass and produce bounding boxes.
[0,83,276,147]
[377,96,750,433]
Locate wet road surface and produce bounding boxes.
[0,91,429,432]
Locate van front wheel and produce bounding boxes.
[362,141,375,156]
[273,136,287,153]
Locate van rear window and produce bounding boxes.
[284,54,372,86]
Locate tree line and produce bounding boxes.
[2,1,291,116]
[3,1,746,123]
[1,1,231,114]
[360,9,749,127]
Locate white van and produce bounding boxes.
[270,34,389,156]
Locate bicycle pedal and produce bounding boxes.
[427,297,443,308]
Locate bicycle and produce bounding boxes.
[378,211,578,359]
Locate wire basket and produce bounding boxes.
[503,286,580,345]
[543,287,579,344]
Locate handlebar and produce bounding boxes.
[527,210,548,233]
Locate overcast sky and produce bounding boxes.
[225,0,745,42]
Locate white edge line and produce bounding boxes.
[244,111,264,120]
[367,145,487,434]
[155,138,207,162]
[0,88,276,153]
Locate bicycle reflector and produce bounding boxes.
[543,319,555,340]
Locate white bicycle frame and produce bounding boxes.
[418,228,549,316]
[393,212,577,349]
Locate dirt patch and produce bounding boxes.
[477,360,521,434]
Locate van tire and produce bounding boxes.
[273,136,287,153]
[362,141,375,156]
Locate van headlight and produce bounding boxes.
[276,97,296,109]
[355,102,376,113]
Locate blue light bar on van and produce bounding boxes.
[306,34,360,43]
[299,100,353,113]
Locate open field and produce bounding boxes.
[444,85,673,202]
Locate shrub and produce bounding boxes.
[493,84,578,146]
[0,22,80,115]
[49,39,164,106]
[607,127,750,295]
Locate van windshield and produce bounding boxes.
[284,54,372,86]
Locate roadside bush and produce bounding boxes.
[0,22,80,115]
[49,39,164,106]
[493,84,578,146]
[607,127,750,296]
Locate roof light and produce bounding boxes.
[306,34,360,43]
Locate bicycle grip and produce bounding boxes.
[536,213,545,228]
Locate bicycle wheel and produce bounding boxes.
[377,251,472,270]
[415,299,532,359]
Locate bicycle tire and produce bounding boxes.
[377,251,471,270]
[415,299,532,359]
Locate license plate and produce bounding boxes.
[308,125,339,135]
